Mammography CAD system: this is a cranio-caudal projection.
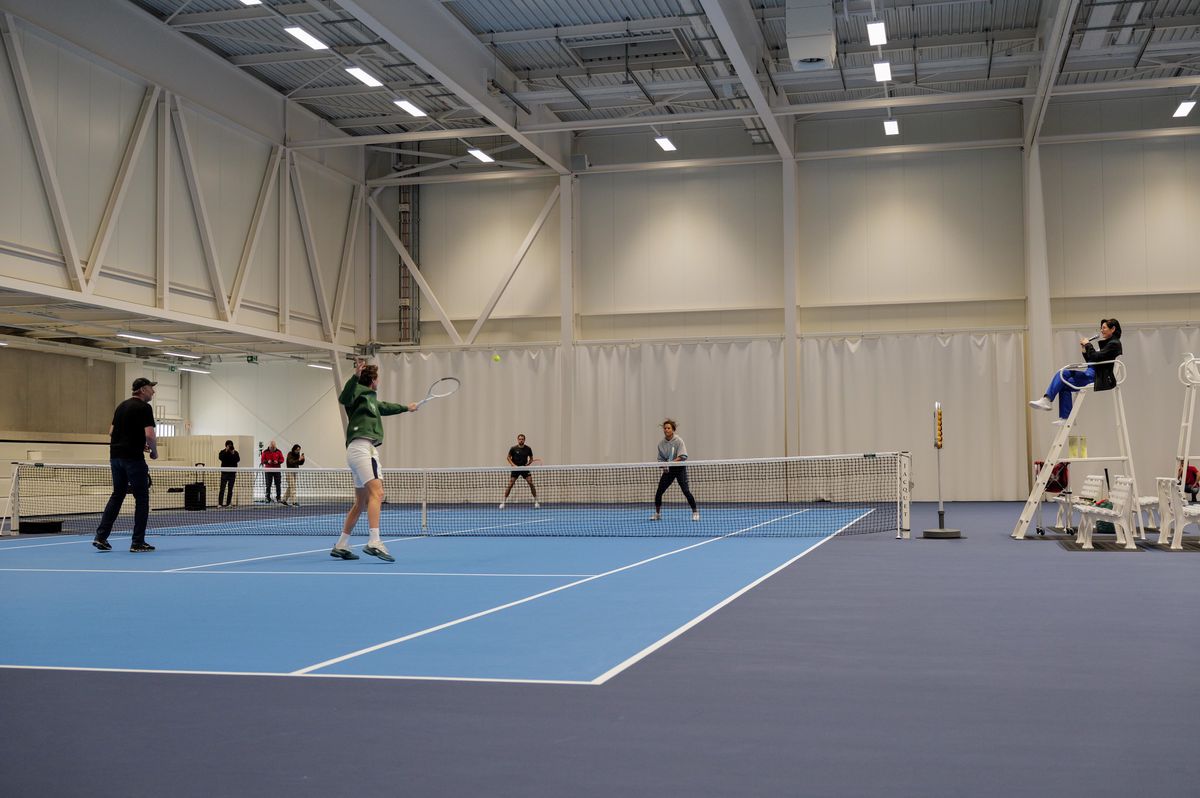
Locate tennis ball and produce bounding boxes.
[492,354,502,362]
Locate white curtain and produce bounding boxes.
[573,339,785,462]
[1048,326,1200,492]
[799,332,1028,500]
[379,348,562,467]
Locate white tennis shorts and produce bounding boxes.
[346,438,381,488]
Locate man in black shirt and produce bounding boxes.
[500,434,539,509]
[94,377,159,552]
[217,440,239,507]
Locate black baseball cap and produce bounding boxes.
[131,377,158,392]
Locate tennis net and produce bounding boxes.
[6,453,911,538]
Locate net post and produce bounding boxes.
[898,452,911,539]
[420,469,428,531]
[1,462,19,536]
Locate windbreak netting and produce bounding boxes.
[9,453,910,538]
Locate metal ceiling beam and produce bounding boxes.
[697,0,793,158]
[1025,0,1084,150]
[168,2,327,29]
[228,47,372,67]
[289,126,504,149]
[336,0,571,174]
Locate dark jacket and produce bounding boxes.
[1083,337,1123,391]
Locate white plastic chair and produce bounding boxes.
[1163,478,1200,551]
[1076,478,1136,550]
[1155,477,1178,547]
[1053,474,1106,532]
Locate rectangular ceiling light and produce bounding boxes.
[162,351,201,360]
[284,27,328,51]
[867,22,887,47]
[0,341,7,346]
[1174,101,1196,118]
[467,148,494,163]
[655,136,677,152]
[179,367,211,375]
[345,67,383,88]
[873,62,892,82]
[238,0,263,5]
[118,332,163,343]
[307,363,334,371]
[883,119,900,136]
[394,100,427,117]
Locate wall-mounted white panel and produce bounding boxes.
[797,149,1024,307]
[242,186,281,312]
[421,176,561,323]
[294,159,354,309]
[1042,137,1200,299]
[580,163,783,317]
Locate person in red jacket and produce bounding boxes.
[261,441,284,503]
[1179,459,1199,504]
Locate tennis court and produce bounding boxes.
[0,506,865,682]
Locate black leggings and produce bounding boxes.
[218,472,236,505]
[655,466,697,511]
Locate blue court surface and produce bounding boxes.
[0,507,867,684]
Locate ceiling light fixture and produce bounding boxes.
[394,100,426,117]
[118,333,164,343]
[867,21,887,47]
[179,367,211,375]
[655,136,677,152]
[467,148,494,163]
[873,62,892,82]
[1174,100,1196,118]
[883,118,900,136]
[307,363,334,371]
[284,27,328,51]
[162,351,201,360]
[345,67,383,88]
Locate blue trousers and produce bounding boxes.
[1045,367,1095,420]
[95,458,150,545]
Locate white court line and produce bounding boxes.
[164,518,552,572]
[0,664,592,686]
[591,508,872,685]
[0,567,594,577]
[292,510,809,675]
[0,537,95,551]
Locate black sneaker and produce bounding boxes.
[330,547,359,560]
[92,539,112,552]
[130,542,156,553]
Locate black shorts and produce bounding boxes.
[510,470,531,479]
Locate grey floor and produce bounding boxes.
[2,502,1198,797]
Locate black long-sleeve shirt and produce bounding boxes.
[1083,337,1123,391]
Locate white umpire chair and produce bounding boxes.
[1014,359,1147,541]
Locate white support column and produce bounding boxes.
[782,160,800,456]
[1024,143,1054,455]
[465,184,560,344]
[2,13,86,291]
[85,85,161,290]
[367,196,463,345]
[288,158,335,341]
[155,91,171,311]
[279,150,291,335]
[558,174,576,465]
[368,188,380,343]
[230,145,283,317]
[172,96,232,321]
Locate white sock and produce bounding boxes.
[369,528,381,545]
[336,533,351,550]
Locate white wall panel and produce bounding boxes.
[798,149,1025,309]
[0,30,58,255]
[1042,137,1200,299]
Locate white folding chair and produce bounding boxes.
[1076,478,1136,551]
[1163,478,1200,551]
[1154,477,1177,547]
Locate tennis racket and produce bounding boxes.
[415,376,460,407]
[529,458,544,466]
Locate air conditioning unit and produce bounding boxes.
[786,0,836,71]
[570,153,591,172]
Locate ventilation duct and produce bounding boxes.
[786,0,836,71]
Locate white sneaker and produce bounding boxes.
[692,511,700,521]
[649,512,661,521]
[1029,397,1053,411]
[534,502,540,509]
[498,502,505,509]
[1052,419,1068,426]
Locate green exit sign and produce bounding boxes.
[246,355,258,363]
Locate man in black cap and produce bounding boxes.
[93,377,159,552]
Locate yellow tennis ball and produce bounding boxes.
[492,354,501,362]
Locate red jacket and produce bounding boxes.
[261,448,284,468]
